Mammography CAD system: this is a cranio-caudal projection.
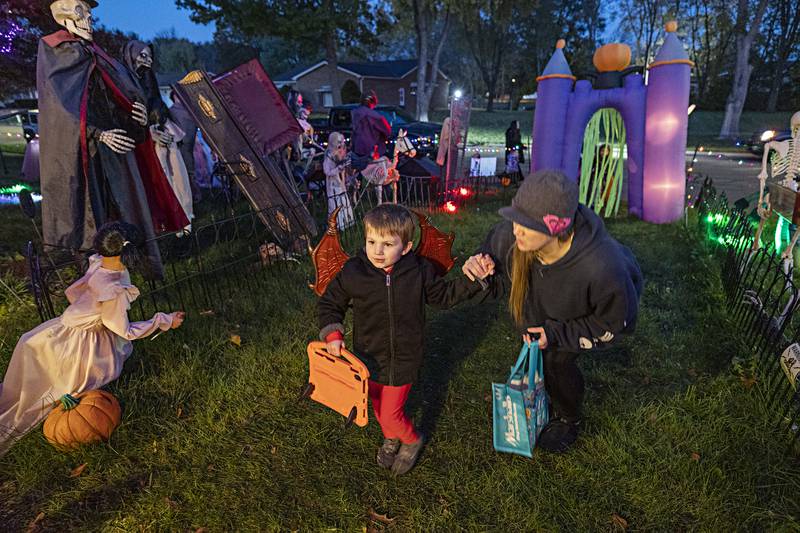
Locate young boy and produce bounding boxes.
[318,204,487,475]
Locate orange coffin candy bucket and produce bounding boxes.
[303,341,369,427]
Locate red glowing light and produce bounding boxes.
[444,201,457,213]
[458,187,471,197]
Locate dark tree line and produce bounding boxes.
[2,0,800,136]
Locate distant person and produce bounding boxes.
[351,90,391,159]
[505,120,525,166]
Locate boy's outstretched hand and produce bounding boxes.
[327,339,344,356]
[462,254,495,282]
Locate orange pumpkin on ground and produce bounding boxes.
[43,390,121,449]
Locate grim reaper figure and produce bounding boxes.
[122,40,194,230]
[37,0,188,276]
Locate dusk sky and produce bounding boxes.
[93,1,216,43]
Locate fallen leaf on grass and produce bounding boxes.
[740,375,756,388]
[69,463,87,478]
[164,496,178,509]
[26,512,44,532]
[195,528,208,533]
[199,309,215,316]
[271,446,277,455]
[176,406,183,418]
[687,368,698,378]
[691,452,701,462]
[611,513,628,530]
[230,334,242,347]
[368,508,396,525]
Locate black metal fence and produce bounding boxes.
[25,168,509,324]
[697,182,800,452]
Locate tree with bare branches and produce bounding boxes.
[718,0,769,138]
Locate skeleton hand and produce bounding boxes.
[99,129,136,154]
[151,127,174,147]
[131,102,148,126]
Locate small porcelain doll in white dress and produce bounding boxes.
[0,222,185,454]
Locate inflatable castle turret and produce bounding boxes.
[531,22,693,224]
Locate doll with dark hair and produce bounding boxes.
[0,222,185,455]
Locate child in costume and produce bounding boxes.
[317,204,489,475]
[0,222,185,455]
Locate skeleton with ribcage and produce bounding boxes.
[757,112,800,258]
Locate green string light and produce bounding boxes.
[0,183,32,195]
[775,216,784,253]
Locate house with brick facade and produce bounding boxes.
[274,59,450,113]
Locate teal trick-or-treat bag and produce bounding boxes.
[492,342,549,457]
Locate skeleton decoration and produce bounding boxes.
[37,0,189,276]
[323,132,355,230]
[50,0,94,41]
[757,112,800,258]
[122,39,194,229]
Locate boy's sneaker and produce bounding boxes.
[537,418,580,453]
[391,435,425,476]
[376,438,401,469]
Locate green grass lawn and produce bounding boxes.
[1,195,798,529]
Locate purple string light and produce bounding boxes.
[0,21,23,55]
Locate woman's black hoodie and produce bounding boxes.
[480,205,643,353]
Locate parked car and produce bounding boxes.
[0,109,38,143]
[313,104,441,159]
[746,128,791,156]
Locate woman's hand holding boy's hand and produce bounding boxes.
[462,254,495,282]
[327,339,344,356]
[170,311,186,329]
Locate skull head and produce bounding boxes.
[791,111,800,138]
[50,0,94,42]
[328,132,347,159]
[135,47,153,71]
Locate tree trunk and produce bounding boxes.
[719,0,769,139]
[324,0,340,106]
[417,8,450,122]
[413,0,430,121]
[766,54,788,112]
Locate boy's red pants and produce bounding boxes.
[368,380,419,444]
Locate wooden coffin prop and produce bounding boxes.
[173,69,317,244]
[767,182,800,225]
[213,59,302,158]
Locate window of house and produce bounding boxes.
[321,91,333,107]
[399,88,405,107]
[317,85,334,107]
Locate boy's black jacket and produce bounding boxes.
[479,205,644,352]
[318,250,483,385]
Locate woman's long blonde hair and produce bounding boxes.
[508,230,573,325]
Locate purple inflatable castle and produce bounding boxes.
[531,22,692,223]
